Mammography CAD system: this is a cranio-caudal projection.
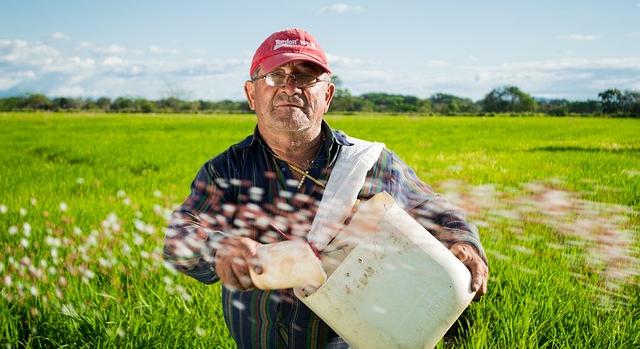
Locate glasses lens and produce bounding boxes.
[293,73,317,87]
[263,72,323,87]
[265,72,286,87]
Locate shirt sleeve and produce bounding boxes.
[164,160,233,284]
[359,148,488,265]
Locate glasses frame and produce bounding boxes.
[251,71,331,89]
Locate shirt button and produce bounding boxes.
[281,168,286,172]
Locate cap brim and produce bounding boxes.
[258,52,331,75]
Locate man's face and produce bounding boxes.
[244,61,335,134]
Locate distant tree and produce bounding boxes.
[482,86,537,113]
[331,75,344,88]
[621,90,640,117]
[566,100,601,115]
[133,98,156,113]
[23,94,52,110]
[111,97,136,112]
[429,93,478,114]
[361,93,422,113]
[96,97,111,111]
[598,88,623,114]
[52,97,83,111]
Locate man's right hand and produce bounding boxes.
[215,236,262,290]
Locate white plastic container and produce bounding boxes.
[295,192,475,349]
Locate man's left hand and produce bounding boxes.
[449,242,488,300]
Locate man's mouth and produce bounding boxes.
[275,103,303,109]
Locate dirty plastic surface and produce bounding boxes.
[295,192,475,349]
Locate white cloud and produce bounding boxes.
[424,59,451,68]
[319,3,364,14]
[326,53,378,68]
[149,46,178,55]
[0,40,60,66]
[332,56,640,100]
[2,36,638,101]
[0,36,250,99]
[0,70,36,90]
[101,56,125,67]
[92,44,126,55]
[557,34,602,41]
[50,32,70,41]
[50,85,85,97]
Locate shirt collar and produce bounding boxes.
[241,120,354,149]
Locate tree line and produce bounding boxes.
[1,85,639,117]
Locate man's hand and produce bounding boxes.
[215,236,262,290]
[449,242,488,300]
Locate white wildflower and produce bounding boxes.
[9,226,18,235]
[20,238,29,248]
[0,204,7,214]
[45,236,61,247]
[195,326,206,336]
[19,208,27,216]
[116,190,126,198]
[83,269,95,279]
[22,223,31,237]
[59,202,68,212]
[61,304,78,317]
[133,233,144,246]
[153,190,162,198]
[30,198,37,206]
[76,177,85,184]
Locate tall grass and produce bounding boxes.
[1,112,638,348]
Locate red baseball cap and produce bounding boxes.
[250,28,331,77]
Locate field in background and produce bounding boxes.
[1,112,639,348]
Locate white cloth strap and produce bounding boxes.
[307,136,385,251]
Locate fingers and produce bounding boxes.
[230,256,253,289]
[215,237,262,290]
[450,243,471,263]
[449,242,489,300]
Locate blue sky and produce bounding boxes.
[1,0,639,101]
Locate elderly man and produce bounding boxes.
[165,28,488,349]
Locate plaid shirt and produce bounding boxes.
[165,121,486,349]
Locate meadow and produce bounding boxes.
[0,112,639,348]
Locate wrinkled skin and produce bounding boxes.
[449,242,488,299]
[215,236,262,290]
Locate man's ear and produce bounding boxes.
[244,80,256,110]
[323,82,335,113]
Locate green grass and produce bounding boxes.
[1,112,639,348]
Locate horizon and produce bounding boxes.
[1,1,639,101]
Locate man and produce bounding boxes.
[165,28,488,348]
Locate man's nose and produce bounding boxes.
[282,75,301,95]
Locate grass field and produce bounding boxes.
[1,112,639,348]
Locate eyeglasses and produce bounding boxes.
[251,71,330,88]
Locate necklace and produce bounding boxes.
[271,153,326,190]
